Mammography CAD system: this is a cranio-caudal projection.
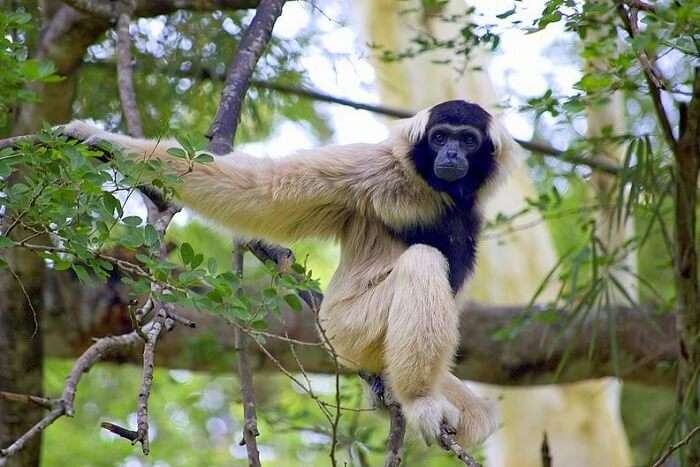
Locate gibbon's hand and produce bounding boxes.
[58,120,108,146]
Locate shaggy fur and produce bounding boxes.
[62,99,513,447]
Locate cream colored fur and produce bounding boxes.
[61,104,511,447]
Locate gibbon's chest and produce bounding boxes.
[389,205,481,293]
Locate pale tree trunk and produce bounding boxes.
[584,2,638,304]
[355,1,632,466]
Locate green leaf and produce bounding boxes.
[144,224,159,246]
[72,264,90,283]
[194,153,214,164]
[174,133,195,154]
[207,257,218,274]
[284,294,303,312]
[0,236,15,248]
[102,192,123,218]
[190,253,204,269]
[19,59,56,81]
[180,242,194,265]
[122,216,143,227]
[166,147,188,159]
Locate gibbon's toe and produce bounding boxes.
[402,394,461,445]
[456,394,498,447]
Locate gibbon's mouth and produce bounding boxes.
[434,164,468,182]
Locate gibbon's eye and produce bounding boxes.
[432,131,447,146]
[461,130,482,149]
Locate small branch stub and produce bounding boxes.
[541,432,552,467]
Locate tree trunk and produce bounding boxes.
[673,69,700,465]
[0,235,45,467]
[0,3,103,464]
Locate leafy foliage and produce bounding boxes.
[0,9,59,131]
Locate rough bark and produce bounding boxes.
[0,235,45,467]
[673,68,700,464]
[206,0,287,153]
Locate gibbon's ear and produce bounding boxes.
[477,115,519,202]
[393,107,432,145]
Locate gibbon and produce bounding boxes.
[62,99,514,447]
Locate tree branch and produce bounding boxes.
[61,0,259,19]
[359,372,407,467]
[202,2,287,466]
[248,79,620,173]
[42,298,676,385]
[671,67,700,463]
[438,423,481,467]
[206,0,288,154]
[0,78,622,174]
[652,425,700,467]
[233,244,262,467]
[116,9,144,138]
[617,2,676,150]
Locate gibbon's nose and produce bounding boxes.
[446,150,459,160]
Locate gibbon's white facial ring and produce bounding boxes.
[429,124,483,182]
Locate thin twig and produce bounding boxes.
[134,308,172,454]
[0,406,64,464]
[616,2,676,150]
[358,373,406,467]
[0,392,55,410]
[0,110,620,174]
[652,425,700,467]
[309,295,342,467]
[0,322,157,464]
[438,423,482,467]
[249,79,620,172]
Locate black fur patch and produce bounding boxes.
[390,100,498,293]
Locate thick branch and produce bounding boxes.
[62,0,259,18]
[207,0,287,154]
[116,11,144,138]
[672,67,700,463]
[41,287,677,386]
[200,3,287,465]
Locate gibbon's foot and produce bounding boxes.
[358,372,386,408]
[402,394,461,446]
[455,393,498,447]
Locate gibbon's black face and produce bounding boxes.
[410,100,497,200]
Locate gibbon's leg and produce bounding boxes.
[383,244,496,446]
[383,244,460,441]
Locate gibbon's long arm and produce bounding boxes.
[62,121,441,242]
